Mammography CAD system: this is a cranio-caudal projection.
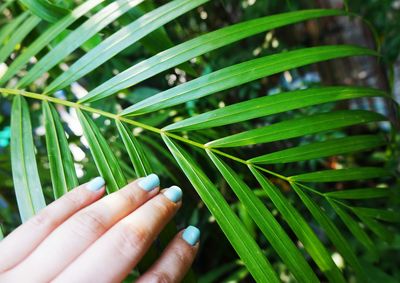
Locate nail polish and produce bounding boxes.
[182,226,200,246]
[86,177,105,191]
[163,186,182,203]
[138,174,160,191]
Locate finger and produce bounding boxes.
[5,174,160,282]
[54,186,183,283]
[0,177,105,273]
[136,226,200,283]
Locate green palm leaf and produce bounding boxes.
[17,0,146,88]
[352,207,399,223]
[116,120,151,177]
[10,95,46,222]
[19,0,70,23]
[0,0,104,86]
[208,110,386,148]
[324,188,390,199]
[290,183,368,282]
[163,135,280,283]
[328,200,376,255]
[81,9,346,103]
[44,0,209,93]
[43,101,78,199]
[249,166,345,282]
[207,151,319,283]
[0,14,41,64]
[0,12,29,47]
[250,135,386,164]
[357,214,394,243]
[164,87,387,131]
[122,46,375,116]
[290,167,390,182]
[77,110,126,193]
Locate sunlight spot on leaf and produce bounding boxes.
[283,71,293,83]
[169,110,178,116]
[166,74,177,86]
[34,125,45,136]
[297,241,304,249]
[265,31,273,42]
[69,143,85,162]
[173,116,184,123]
[74,163,84,178]
[377,183,388,188]
[133,127,143,136]
[71,82,88,99]
[332,252,345,269]
[59,63,69,71]
[0,63,7,80]
[280,272,291,283]
[92,113,100,119]
[272,38,279,48]
[200,10,207,20]
[252,47,262,56]
[62,108,83,136]
[80,135,89,148]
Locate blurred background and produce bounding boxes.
[0,0,399,282]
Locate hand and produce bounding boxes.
[0,174,200,282]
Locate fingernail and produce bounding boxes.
[163,186,182,203]
[138,174,160,191]
[86,177,105,192]
[182,226,200,246]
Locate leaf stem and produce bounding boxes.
[0,88,289,181]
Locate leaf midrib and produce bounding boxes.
[1,88,287,181]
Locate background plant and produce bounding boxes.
[0,0,399,282]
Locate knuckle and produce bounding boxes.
[29,208,54,228]
[119,188,140,208]
[70,209,108,238]
[172,245,192,267]
[121,222,149,244]
[63,190,87,209]
[152,199,174,218]
[146,271,171,283]
[113,223,149,259]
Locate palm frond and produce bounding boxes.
[0,1,397,281]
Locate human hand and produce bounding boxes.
[0,174,200,282]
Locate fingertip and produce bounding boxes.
[137,173,160,192]
[182,226,200,246]
[85,176,106,192]
[163,186,182,203]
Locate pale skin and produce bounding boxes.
[0,177,199,282]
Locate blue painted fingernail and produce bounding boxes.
[163,186,182,203]
[86,177,105,192]
[182,226,200,246]
[138,174,160,191]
